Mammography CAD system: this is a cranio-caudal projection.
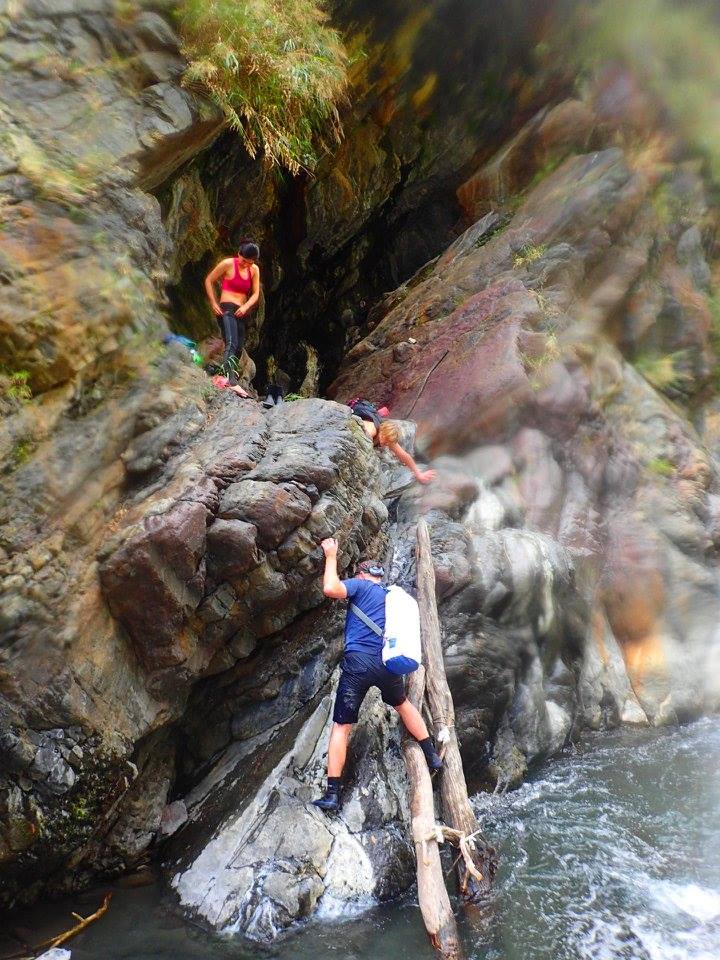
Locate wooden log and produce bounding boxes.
[416,519,496,901]
[402,664,462,960]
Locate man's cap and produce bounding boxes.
[358,559,385,577]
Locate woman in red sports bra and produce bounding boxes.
[204,240,261,384]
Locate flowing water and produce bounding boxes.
[3,718,719,960]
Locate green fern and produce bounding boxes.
[11,439,33,466]
[647,457,675,477]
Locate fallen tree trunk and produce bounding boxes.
[416,519,496,901]
[402,664,462,959]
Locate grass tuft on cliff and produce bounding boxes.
[177,0,348,173]
[633,351,692,395]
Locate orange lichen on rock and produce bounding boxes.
[603,550,668,696]
[621,632,668,696]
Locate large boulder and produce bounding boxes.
[0,389,386,907]
[167,687,413,938]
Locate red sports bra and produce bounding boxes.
[221,258,253,294]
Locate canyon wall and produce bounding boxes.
[2,0,720,941]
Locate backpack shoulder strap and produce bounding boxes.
[349,603,383,637]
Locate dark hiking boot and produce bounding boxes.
[312,785,341,812]
[420,737,443,771]
[262,393,276,408]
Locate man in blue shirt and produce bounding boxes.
[312,537,443,812]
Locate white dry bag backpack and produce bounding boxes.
[350,585,421,675]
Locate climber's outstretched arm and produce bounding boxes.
[386,441,437,485]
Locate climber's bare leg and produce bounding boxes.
[327,722,352,778]
[394,699,429,740]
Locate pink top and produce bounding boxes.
[221,258,253,294]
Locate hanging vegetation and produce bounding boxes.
[177,0,349,173]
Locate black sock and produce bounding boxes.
[418,737,435,758]
[327,776,341,791]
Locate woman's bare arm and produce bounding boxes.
[204,259,231,316]
[386,441,437,484]
[236,264,261,316]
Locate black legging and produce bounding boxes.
[218,301,246,384]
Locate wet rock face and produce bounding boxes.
[168,687,413,939]
[0,12,233,878]
[1,0,720,939]
[0,0,407,911]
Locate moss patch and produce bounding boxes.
[647,456,675,477]
[513,243,548,270]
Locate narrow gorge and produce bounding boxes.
[1,0,719,955]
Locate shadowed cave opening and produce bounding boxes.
[161,0,560,396]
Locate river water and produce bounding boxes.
[3,718,719,960]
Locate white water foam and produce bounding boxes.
[648,879,720,924]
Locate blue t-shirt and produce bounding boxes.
[343,578,386,655]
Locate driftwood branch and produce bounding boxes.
[5,893,112,960]
[416,519,496,902]
[401,665,462,959]
[418,825,486,884]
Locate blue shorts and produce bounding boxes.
[332,651,407,724]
